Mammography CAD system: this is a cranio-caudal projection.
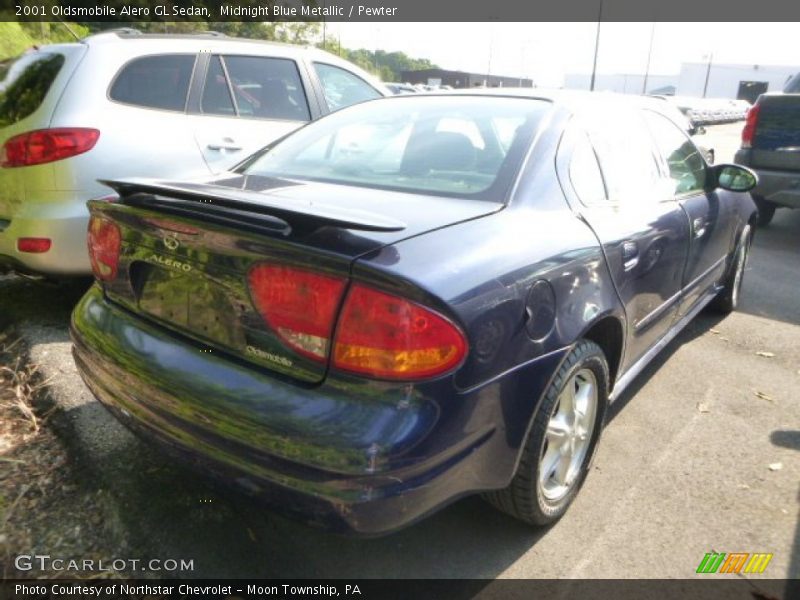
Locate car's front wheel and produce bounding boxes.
[711,224,752,314]
[484,339,608,526]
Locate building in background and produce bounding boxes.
[565,62,799,102]
[677,62,797,103]
[400,68,533,88]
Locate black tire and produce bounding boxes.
[710,224,752,314]
[753,196,776,227]
[483,340,609,526]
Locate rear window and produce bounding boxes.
[109,54,195,112]
[239,96,549,200]
[0,52,65,127]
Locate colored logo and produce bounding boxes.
[696,552,773,574]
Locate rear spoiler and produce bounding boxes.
[99,178,407,233]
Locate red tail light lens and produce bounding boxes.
[1,128,100,168]
[741,103,760,149]
[17,238,52,253]
[333,285,467,381]
[248,264,347,361]
[87,216,121,281]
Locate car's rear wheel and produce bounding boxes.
[711,224,752,314]
[753,196,776,227]
[483,340,608,526]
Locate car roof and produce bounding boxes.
[81,29,334,59]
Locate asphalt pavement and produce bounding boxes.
[0,122,797,583]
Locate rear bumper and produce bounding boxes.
[734,150,800,209]
[0,194,91,275]
[70,285,568,534]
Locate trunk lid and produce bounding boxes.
[93,175,501,384]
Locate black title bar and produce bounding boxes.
[2,0,800,22]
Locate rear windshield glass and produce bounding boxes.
[239,96,550,200]
[0,52,65,127]
[109,54,195,112]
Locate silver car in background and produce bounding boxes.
[0,29,387,276]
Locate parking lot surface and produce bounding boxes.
[0,123,797,582]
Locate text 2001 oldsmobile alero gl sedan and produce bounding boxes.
[71,91,758,534]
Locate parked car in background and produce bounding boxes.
[385,82,417,95]
[734,73,800,226]
[0,29,388,277]
[71,90,757,535]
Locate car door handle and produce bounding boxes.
[693,218,707,238]
[207,139,242,152]
[622,241,639,272]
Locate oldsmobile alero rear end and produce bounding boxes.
[71,93,758,534]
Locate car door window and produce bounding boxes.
[221,55,310,121]
[643,110,707,196]
[110,54,195,112]
[201,56,235,116]
[313,63,381,112]
[585,111,665,204]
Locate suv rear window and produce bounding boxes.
[110,54,195,112]
[0,52,65,127]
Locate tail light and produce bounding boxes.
[332,284,467,380]
[17,238,52,253]
[246,263,468,380]
[87,216,121,281]
[248,264,347,361]
[741,103,760,149]
[1,128,100,168]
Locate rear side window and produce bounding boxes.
[110,54,195,112]
[569,130,607,205]
[314,63,381,112]
[220,55,310,121]
[0,52,65,127]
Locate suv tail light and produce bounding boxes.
[332,284,467,380]
[741,103,760,149]
[1,128,100,168]
[87,216,121,281]
[248,264,347,361]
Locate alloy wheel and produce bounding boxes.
[538,368,598,502]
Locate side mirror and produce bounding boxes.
[695,126,707,135]
[713,163,758,192]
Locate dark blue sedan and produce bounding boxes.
[71,91,758,534]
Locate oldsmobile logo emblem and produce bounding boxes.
[163,236,180,251]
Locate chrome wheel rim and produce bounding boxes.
[732,238,748,307]
[539,368,598,502]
